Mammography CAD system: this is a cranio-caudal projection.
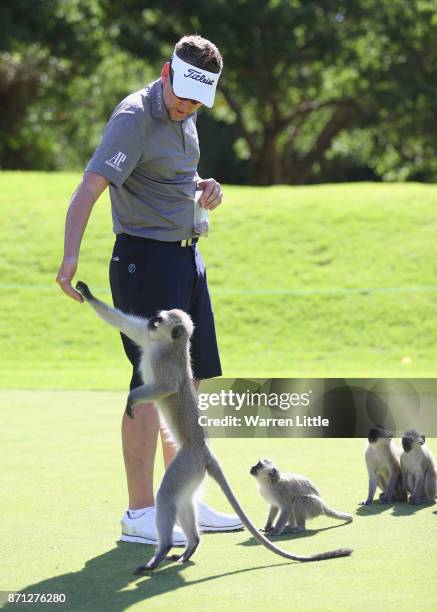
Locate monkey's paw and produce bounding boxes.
[268,528,284,537]
[76,281,93,301]
[379,495,392,504]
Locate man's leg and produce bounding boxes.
[122,403,160,509]
[112,238,189,544]
[115,239,240,538]
[120,402,186,545]
[122,389,195,507]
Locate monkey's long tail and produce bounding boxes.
[322,504,353,523]
[205,453,352,562]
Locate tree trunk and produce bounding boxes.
[253,134,280,185]
[287,106,359,184]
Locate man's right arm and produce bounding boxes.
[56,171,110,302]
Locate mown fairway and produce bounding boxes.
[1,175,437,610]
[2,391,437,611]
[0,173,436,387]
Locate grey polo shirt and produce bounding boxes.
[86,79,200,241]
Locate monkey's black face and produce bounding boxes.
[250,460,263,476]
[147,309,194,342]
[402,438,412,452]
[402,430,425,451]
[368,426,393,443]
[148,315,163,330]
[250,458,274,477]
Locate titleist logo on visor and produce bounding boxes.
[184,68,215,86]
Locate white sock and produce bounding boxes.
[128,506,153,519]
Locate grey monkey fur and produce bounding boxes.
[76,281,352,571]
[401,429,437,504]
[361,427,407,505]
[250,459,353,535]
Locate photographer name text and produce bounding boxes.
[198,415,329,428]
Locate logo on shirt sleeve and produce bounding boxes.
[105,151,127,171]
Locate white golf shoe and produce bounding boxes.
[120,507,187,546]
[197,502,244,533]
[120,503,243,545]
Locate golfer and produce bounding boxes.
[56,34,242,544]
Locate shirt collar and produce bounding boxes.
[150,78,197,123]
[151,79,169,119]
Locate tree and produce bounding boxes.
[102,0,437,184]
[0,0,107,168]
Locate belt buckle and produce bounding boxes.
[181,238,194,247]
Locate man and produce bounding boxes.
[56,35,242,545]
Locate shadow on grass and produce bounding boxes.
[4,543,292,611]
[356,501,435,517]
[239,521,352,547]
[355,502,399,516]
[391,501,436,516]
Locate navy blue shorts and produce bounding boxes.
[109,234,222,390]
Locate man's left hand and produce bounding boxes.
[197,178,223,210]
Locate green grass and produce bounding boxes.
[2,176,436,610]
[2,391,437,611]
[0,172,436,387]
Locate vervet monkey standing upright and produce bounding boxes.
[76,281,353,572]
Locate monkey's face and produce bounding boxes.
[147,309,194,343]
[250,458,278,481]
[250,460,264,476]
[402,430,425,452]
[368,426,393,444]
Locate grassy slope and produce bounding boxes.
[0,172,436,387]
[2,391,437,611]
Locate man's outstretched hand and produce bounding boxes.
[56,256,84,302]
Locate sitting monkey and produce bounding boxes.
[361,426,406,505]
[401,429,437,504]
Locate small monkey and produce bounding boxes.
[250,459,353,534]
[76,281,352,571]
[401,429,437,504]
[361,426,407,505]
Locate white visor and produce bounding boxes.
[171,53,221,108]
